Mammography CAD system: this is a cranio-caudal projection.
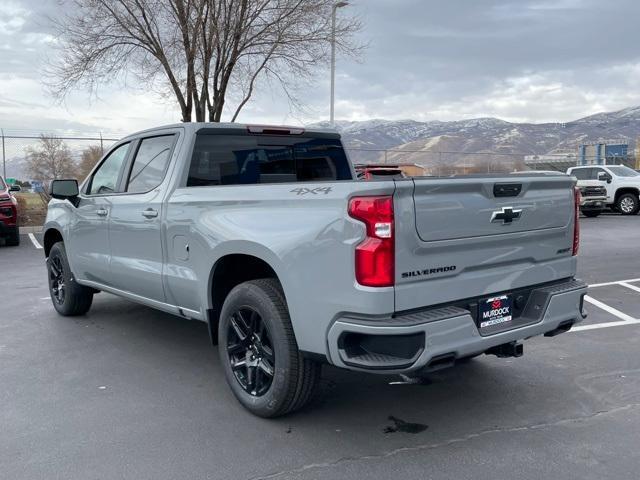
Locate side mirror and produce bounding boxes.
[597,172,612,183]
[9,185,21,192]
[50,179,79,202]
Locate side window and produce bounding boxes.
[126,135,175,193]
[572,168,591,180]
[591,168,606,180]
[87,143,130,195]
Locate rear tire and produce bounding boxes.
[218,278,320,418]
[616,193,639,215]
[47,242,94,316]
[582,211,601,218]
[5,226,19,246]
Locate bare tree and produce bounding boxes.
[25,136,76,183]
[77,145,104,180]
[47,0,363,122]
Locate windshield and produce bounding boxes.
[607,166,640,177]
[0,177,5,190]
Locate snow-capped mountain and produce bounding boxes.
[310,106,640,166]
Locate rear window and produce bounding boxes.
[187,135,352,186]
[607,166,639,177]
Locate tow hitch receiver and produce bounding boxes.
[486,341,523,358]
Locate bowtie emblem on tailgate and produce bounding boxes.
[490,206,522,224]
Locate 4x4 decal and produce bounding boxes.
[290,187,333,196]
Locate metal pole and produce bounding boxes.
[1,129,5,179]
[330,2,348,125]
[100,132,104,155]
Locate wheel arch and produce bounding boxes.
[43,228,64,257]
[206,252,286,345]
[614,187,640,202]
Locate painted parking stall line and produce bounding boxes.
[582,295,637,323]
[620,282,640,294]
[568,279,640,333]
[28,233,43,249]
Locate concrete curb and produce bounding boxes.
[19,226,43,234]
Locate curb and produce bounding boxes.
[19,226,43,234]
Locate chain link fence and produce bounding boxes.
[1,129,637,225]
[345,147,637,176]
[1,130,120,226]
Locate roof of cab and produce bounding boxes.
[119,122,340,142]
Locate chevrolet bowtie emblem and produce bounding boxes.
[491,207,522,224]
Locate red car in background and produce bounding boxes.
[0,176,20,246]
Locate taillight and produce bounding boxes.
[573,187,580,256]
[348,196,394,287]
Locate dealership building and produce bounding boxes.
[578,141,629,165]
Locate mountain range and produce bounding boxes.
[4,106,640,179]
[311,106,640,168]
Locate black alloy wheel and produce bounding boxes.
[226,307,275,397]
[49,255,66,305]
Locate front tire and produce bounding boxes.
[5,226,19,246]
[47,242,94,316]
[616,193,639,215]
[218,278,320,418]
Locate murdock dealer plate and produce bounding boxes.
[479,294,513,330]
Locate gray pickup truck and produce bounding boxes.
[44,123,587,417]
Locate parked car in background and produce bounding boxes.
[356,163,428,180]
[355,164,406,180]
[0,176,20,246]
[567,165,640,215]
[43,123,586,417]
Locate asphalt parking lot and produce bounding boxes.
[2,214,640,480]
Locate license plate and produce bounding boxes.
[479,294,513,329]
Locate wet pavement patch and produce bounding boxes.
[383,416,428,434]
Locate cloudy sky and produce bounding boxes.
[1,0,640,135]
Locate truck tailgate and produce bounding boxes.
[394,175,577,312]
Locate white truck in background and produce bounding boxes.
[567,165,640,215]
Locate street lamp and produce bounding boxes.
[330,1,349,125]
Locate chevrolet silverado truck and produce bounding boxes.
[567,165,640,215]
[575,180,607,217]
[43,123,587,417]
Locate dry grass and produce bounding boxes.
[14,192,48,226]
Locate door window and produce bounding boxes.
[590,168,607,180]
[126,135,175,193]
[571,168,592,180]
[87,143,130,195]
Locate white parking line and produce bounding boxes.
[588,278,640,288]
[620,282,640,294]
[28,233,43,249]
[583,295,637,322]
[572,319,640,332]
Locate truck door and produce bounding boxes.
[108,134,178,303]
[70,142,132,285]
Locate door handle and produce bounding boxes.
[96,208,108,217]
[142,208,158,219]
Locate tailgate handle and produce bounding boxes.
[493,183,522,197]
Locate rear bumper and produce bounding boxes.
[327,279,587,373]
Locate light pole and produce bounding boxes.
[330,1,349,125]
